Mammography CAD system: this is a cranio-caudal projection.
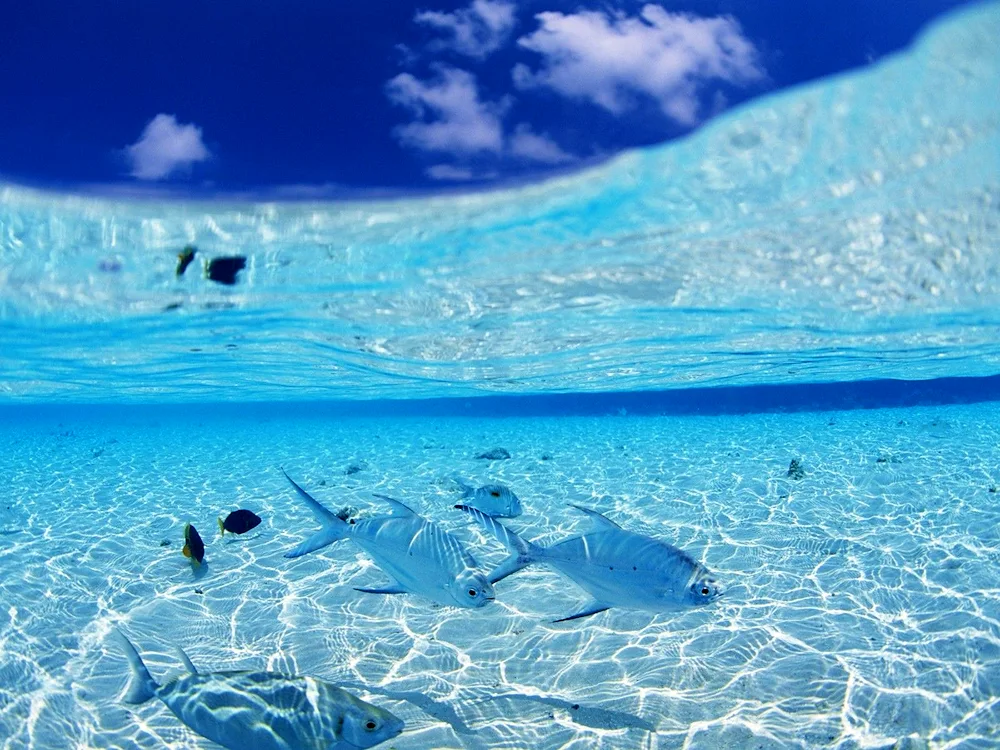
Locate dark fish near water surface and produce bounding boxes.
[218,509,262,537]
[182,522,205,565]
[460,504,722,622]
[281,469,495,609]
[453,477,522,517]
[117,630,403,750]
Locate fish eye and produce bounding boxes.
[365,719,377,731]
[468,588,478,597]
[701,587,710,595]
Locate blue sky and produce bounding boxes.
[0,0,976,196]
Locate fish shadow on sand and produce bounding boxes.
[188,561,210,581]
[347,685,655,740]
[486,693,656,734]
[345,684,476,737]
[220,532,264,545]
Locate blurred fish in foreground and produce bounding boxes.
[116,630,404,750]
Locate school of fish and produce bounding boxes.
[117,466,724,749]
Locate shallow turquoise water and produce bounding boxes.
[1,403,999,748]
[1,3,1000,750]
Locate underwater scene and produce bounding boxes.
[2,3,1000,749]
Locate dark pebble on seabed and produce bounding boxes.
[194,588,203,595]
[787,458,805,480]
[98,258,122,273]
[345,463,366,476]
[159,539,171,547]
[540,453,552,461]
[206,255,247,285]
[990,486,997,493]
[477,447,511,460]
[336,506,359,523]
[176,245,197,276]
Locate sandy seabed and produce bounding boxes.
[1,402,998,749]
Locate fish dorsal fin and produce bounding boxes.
[569,504,622,531]
[174,647,198,674]
[372,494,417,517]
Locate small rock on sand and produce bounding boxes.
[477,447,511,460]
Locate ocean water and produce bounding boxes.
[2,3,1000,750]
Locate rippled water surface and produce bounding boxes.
[2,3,999,402]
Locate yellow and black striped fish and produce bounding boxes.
[182,522,205,565]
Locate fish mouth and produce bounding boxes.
[388,717,406,738]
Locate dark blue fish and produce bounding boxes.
[218,509,262,537]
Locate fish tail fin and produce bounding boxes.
[452,475,475,497]
[457,504,543,584]
[217,517,225,537]
[281,468,350,558]
[115,630,159,704]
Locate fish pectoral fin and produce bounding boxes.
[568,505,622,530]
[355,583,410,595]
[371,494,417,517]
[488,552,533,584]
[553,601,611,623]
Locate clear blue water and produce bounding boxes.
[1,4,999,749]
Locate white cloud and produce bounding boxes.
[415,0,516,59]
[513,4,763,124]
[508,124,573,164]
[386,66,506,156]
[386,66,578,179]
[125,114,210,180]
[425,164,497,181]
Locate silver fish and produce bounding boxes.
[282,469,495,609]
[116,631,404,750]
[453,477,523,517]
[459,504,722,622]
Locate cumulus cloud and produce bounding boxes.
[415,0,516,59]
[387,67,577,178]
[386,66,507,156]
[124,114,210,180]
[508,124,573,164]
[513,4,763,124]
